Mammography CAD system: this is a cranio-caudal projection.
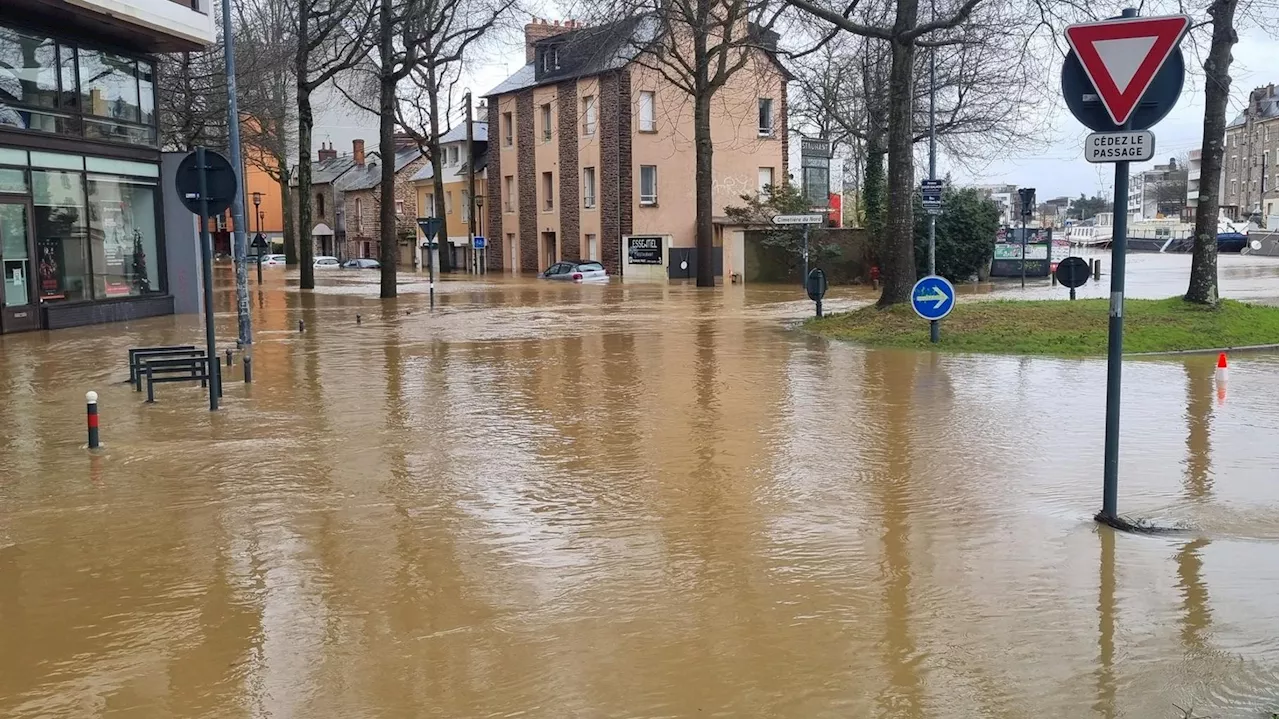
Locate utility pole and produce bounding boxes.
[222,0,253,381]
[927,28,939,344]
[465,92,477,275]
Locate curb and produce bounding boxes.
[1125,343,1280,357]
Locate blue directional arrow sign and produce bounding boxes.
[911,275,956,321]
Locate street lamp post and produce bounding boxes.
[251,192,263,284]
[474,194,484,274]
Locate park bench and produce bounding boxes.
[140,355,221,403]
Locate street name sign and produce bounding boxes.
[1085,130,1155,162]
[911,275,955,321]
[1064,15,1191,128]
[921,179,943,215]
[772,214,824,225]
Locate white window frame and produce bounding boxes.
[541,103,552,142]
[504,175,514,212]
[758,98,774,137]
[583,95,597,136]
[586,233,598,261]
[449,146,459,165]
[583,166,596,209]
[394,199,404,215]
[639,91,656,132]
[354,197,362,231]
[541,171,554,212]
[445,190,453,214]
[503,112,513,147]
[640,165,658,206]
[758,167,774,199]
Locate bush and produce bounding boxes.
[913,186,999,282]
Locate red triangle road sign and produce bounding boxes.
[1065,15,1191,127]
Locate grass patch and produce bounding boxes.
[806,297,1279,356]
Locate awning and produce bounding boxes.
[312,222,334,236]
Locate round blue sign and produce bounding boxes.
[911,275,956,321]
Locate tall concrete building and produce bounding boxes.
[1222,84,1278,226]
[1127,157,1186,220]
[0,0,214,333]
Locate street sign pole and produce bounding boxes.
[803,225,810,283]
[1020,214,1027,288]
[196,147,218,411]
[1101,122,1132,522]
[928,34,939,344]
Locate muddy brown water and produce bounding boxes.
[0,257,1276,718]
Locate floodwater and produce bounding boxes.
[0,253,1276,718]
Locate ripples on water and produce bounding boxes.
[0,266,1275,717]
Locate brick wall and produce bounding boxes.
[486,100,504,270]
[557,80,581,259]
[517,89,538,272]
[598,69,632,275]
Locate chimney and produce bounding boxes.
[353,139,365,166]
[318,141,336,162]
[525,17,571,63]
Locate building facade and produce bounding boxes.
[411,121,487,272]
[1222,84,1278,226]
[1127,157,1186,220]
[482,17,789,280]
[0,1,213,333]
[973,184,1019,225]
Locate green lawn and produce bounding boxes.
[806,297,1280,356]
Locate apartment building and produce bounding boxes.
[411,121,487,272]
[973,184,1019,225]
[0,0,214,333]
[1222,84,1278,225]
[482,17,790,279]
[1127,157,1186,220]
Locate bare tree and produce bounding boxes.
[783,0,996,305]
[296,0,375,289]
[157,43,228,151]
[1185,0,1239,304]
[235,0,300,262]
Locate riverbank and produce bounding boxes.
[806,297,1280,356]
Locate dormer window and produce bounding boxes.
[542,47,559,73]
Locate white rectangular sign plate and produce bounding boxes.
[1084,130,1155,163]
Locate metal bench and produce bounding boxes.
[141,356,221,403]
[128,346,198,385]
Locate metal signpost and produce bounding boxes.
[772,214,824,281]
[1062,10,1190,525]
[910,275,955,324]
[806,268,828,317]
[416,217,443,308]
[1018,188,1035,288]
[176,148,239,410]
[1054,256,1091,300]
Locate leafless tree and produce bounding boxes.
[782,0,1002,305]
[295,0,376,289]
[157,41,228,151]
[235,0,300,262]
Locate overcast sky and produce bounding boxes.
[458,12,1278,202]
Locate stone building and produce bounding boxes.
[482,16,790,280]
[1222,84,1278,226]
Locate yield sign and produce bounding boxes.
[1065,15,1190,127]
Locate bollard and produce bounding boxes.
[86,391,99,449]
[298,319,304,332]
[1093,258,1101,280]
[1051,271,1058,287]
[356,314,361,325]
[243,356,253,383]
[225,348,233,367]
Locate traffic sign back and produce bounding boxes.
[911,275,956,321]
[175,149,237,216]
[1064,15,1190,127]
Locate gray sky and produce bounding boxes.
[459,12,1278,202]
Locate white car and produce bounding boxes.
[259,254,288,266]
[538,260,609,282]
[313,256,340,269]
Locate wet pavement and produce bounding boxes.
[0,252,1276,717]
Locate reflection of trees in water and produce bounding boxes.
[1182,360,1214,500]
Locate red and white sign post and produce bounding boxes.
[1061,10,1190,528]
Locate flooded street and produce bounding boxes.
[0,254,1276,718]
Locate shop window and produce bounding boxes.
[1,204,31,307]
[31,169,89,302]
[0,167,26,193]
[88,175,159,298]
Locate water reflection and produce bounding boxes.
[0,273,1275,717]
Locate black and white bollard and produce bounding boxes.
[86,391,100,449]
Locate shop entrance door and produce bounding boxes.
[0,199,39,333]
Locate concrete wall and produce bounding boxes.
[161,152,202,315]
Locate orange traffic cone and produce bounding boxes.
[1216,352,1228,404]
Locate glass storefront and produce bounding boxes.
[0,149,162,307]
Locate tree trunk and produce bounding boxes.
[693,29,715,288]
[278,154,297,264]
[427,66,450,272]
[1186,0,1238,305]
[297,88,316,289]
[378,0,398,299]
[863,149,885,250]
[877,0,919,307]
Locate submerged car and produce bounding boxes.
[259,254,287,266]
[342,258,381,269]
[313,256,340,268]
[538,260,608,282]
